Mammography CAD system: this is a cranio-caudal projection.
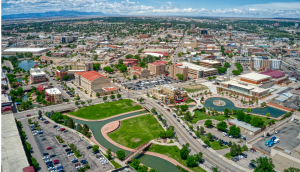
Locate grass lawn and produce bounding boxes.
[224,153,233,159]
[183,84,208,93]
[145,144,206,172]
[199,135,228,150]
[108,114,164,149]
[68,99,143,120]
[190,110,230,124]
[110,160,122,169]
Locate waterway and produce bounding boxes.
[21,94,43,108]
[204,97,287,118]
[18,59,39,71]
[72,111,181,172]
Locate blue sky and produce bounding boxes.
[2,0,300,18]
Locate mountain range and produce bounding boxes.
[2,10,108,19]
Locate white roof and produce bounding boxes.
[240,73,271,81]
[30,68,46,76]
[201,60,221,64]
[179,62,217,72]
[46,88,61,95]
[3,48,48,53]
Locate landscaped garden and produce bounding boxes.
[108,114,165,149]
[68,99,143,120]
[183,84,208,93]
[199,135,228,150]
[190,110,231,123]
[145,144,206,172]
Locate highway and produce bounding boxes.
[143,97,243,172]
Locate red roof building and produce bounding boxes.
[148,61,168,75]
[40,56,50,63]
[102,87,118,92]
[23,166,35,172]
[76,70,107,81]
[123,59,139,67]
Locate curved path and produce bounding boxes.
[101,115,194,172]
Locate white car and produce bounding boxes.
[68,153,74,157]
[48,167,55,171]
[42,156,49,160]
[274,138,280,143]
[229,135,233,138]
[45,159,52,163]
[222,132,227,137]
[275,130,279,134]
[33,133,38,136]
[55,164,62,168]
[57,127,61,131]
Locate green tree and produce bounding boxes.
[38,110,42,117]
[92,145,99,152]
[67,118,74,129]
[75,101,79,106]
[228,125,240,138]
[180,147,190,160]
[186,156,197,167]
[132,159,140,170]
[218,139,223,146]
[63,75,70,80]
[51,112,63,122]
[199,126,205,135]
[116,150,126,160]
[266,113,271,118]
[118,59,123,64]
[151,108,157,114]
[176,73,184,81]
[224,108,230,117]
[110,94,115,100]
[133,75,137,80]
[107,148,112,160]
[96,92,100,97]
[207,133,213,141]
[250,116,265,127]
[117,93,122,99]
[216,121,228,131]
[103,96,108,101]
[204,119,213,128]
[251,156,275,172]
[166,129,174,138]
[31,157,39,169]
[284,167,300,172]
[236,110,245,121]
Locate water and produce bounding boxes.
[18,60,39,71]
[21,94,43,108]
[73,111,180,172]
[204,97,287,118]
[17,78,26,86]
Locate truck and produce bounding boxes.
[268,141,275,147]
[265,140,271,146]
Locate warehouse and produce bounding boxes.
[2,48,49,54]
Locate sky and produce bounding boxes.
[1,0,300,18]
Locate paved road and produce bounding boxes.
[144,97,242,172]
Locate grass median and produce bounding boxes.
[145,144,206,172]
[108,114,164,149]
[68,99,143,120]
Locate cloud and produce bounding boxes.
[1,0,300,18]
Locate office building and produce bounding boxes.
[201,30,208,35]
[45,88,63,104]
[131,66,150,79]
[71,61,93,71]
[270,59,282,70]
[169,63,189,81]
[234,57,251,66]
[199,60,221,68]
[172,62,217,78]
[62,36,77,43]
[30,68,46,84]
[152,84,188,104]
[148,61,168,75]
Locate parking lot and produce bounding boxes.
[253,122,300,154]
[30,118,114,172]
[234,149,266,169]
[121,76,179,91]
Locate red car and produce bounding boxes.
[46,147,52,150]
[75,163,81,167]
[250,148,256,152]
[26,114,31,117]
[45,122,50,124]
[161,105,164,107]
[296,88,299,90]
[167,109,170,112]
[60,128,65,131]
[53,160,59,164]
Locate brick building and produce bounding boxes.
[148,61,168,75]
[45,88,63,104]
[169,63,189,81]
[140,34,149,38]
[30,68,47,84]
[130,66,150,79]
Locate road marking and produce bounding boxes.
[147,101,232,172]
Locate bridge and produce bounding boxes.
[123,141,152,164]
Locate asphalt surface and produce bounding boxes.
[253,122,300,153]
[143,97,241,172]
[29,117,114,172]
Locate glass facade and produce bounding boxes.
[228,84,249,94]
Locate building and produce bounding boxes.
[260,69,287,85]
[45,88,63,104]
[2,113,30,172]
[200,30,208,35]
[173,62,218,78]
[123,59,139,67]
[251,58,262,69]
[75,70,111,94]
[140,34,149,38]
[169,63,189,81]
[1,94,13,114]
[39,56,51,63]
[191,24,195,29]
[218,73,273,98]
[131,66,150,79]
[61,36,77,43]
[55,69,74,80]
[71,61,93,71]
[234,57,251,66]
[148,61,168,75]
[51,52,67,57]
[270,59,282,70]
[183,40,197,49]
[274,23,279,26]
[199,60,221,68]
[30,68,46,84]
[152,84,188,104]
[2,48,49,54]
[229,119,262,135]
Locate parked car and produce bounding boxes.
[249,163,255,169]
[43,153,49,156]
[275,130,279,134]
[46,147,52,150]
[241,153,247,158]
[274,138,280,143]
[202,145,208,148]
[50,154,56,158]
[53,160,59,164]
[53,125,57,128]
[62,145,67,147]
[26,114,31,117]
[250,148,256,152]
[265,140,271,146]
[93,150,99,154]
[81,160,88,164]
[86,146,93,149]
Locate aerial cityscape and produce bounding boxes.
[1,2,300,172]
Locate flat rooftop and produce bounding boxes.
[230,118,261,132]
[179,62,217,72]
[3,48,48,53]
[200,60,221,64]
[240,72,271,81]
[2,113,29,172]
[45,88,61,94]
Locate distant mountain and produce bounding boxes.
[2,10,106,19]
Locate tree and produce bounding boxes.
[149,169,158,172]
[119,65,127,72]
[75,101,79,106]
[184,111,192,121]
[138,165,149,172]
[166,129,174,138]
[96,92,100,97]
[103,66,114,73]
[224,108,229,117]
[118,59,123,64]
[245,114,252,123]
[107,148,112,160]
[87,99,92,105]
[51,112,63,122]
[82,124,89,135]
[176,73,184,81]
[180,104,188,111]
[218,139,223,146]
[266,113,271,118]
[132,159,140,170]
[180,147,190,160]
[204,119,213,128]
[246,108,252,114]
[284,167,300,172]
[251,156,275,172]
[92,145,99,153]
[38,110,42,117]
[151,108,157,114]
[162,119,167,126]
[236,110,245,121]
[133,75,137,80]
[207,133,213,141]
[199,126,205,135]
[110,94,115,100]
[117,94,122,99]
[81,101,86,106]
[103,96,108,101]
[67,118,74,129]
[31,157,39,169]
[250,116,265,128]
[228,125,240,138]
[216,121,228,131]
[116,150,126,160]
[186,156,197,167]
[63,75,69,80]
[76,124,83,132]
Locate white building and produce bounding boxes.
[252,58,262,68]
[2,48,49,54]
[45,88,63,104]
[270,59,281,70]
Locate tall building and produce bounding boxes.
[169,63,189,81]
[30,68,46,84]
[148,61,168,75]
[200,30,208,35]
[191,24,195,29]
[45,88,63,104]
[171,62,218,78]
[270,59,282,70]
[61,36,77,43]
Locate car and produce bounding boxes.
[229,135,233,138]
[93,150,100,154]
[78,139,82,142]
[62,145,67,147]
[48,167,55,171]
[53,125,57,128]
[86,146,93,149]
[45,159,52,163]
[241,153,247,158]
[43,153,49,156]
[72,159,78,163]
[274,138,280,143]
[63,130,68,133]
[68,153,74,157]
[46,147,52,150]
[42,156,49,160]
[55,164,62,168]
[57,127,61,131]
[250,148,256,152]
[60,128,65,131]
[53,160,59,164]
[268,141,275,147]
[177,119,180,122]
[202,145,208,148]
[271,136,276,141]
[275,130,279,134]
[96,154,102,158]
[173,114,176,117]
[65,148,71,152]
[45,122,50,124]
[231,157,238,162]
[75,163,81,167]
[249,163,255,169]
[81,160,88,164]
[26,114,31,117]
[44,121,49,123]
[33,133,38,136]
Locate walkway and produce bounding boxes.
[100,116,194,172]
[266,102,293,112]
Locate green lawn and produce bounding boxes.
[183,84,208,93]
[224,153,233,159]
[68,99,143,120]
[190,110,230,124]
[108,114,164,149]
[146,144,206,172]
[199,135,228,150]
[110,160,122,169]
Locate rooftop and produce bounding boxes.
[200,60,221,64]
[239,72,271,81]
[102,87,117,91]
[45,88,61,95]
[76,70,107,81]
[260,69,285,79]
[151,61,168,66]
[178,62,217,72]
[230,118,261,132]
[3,48,48,53]
[30,68,46,76]
[2,113,29,172]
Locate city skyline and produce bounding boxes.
[1,0,300,18]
